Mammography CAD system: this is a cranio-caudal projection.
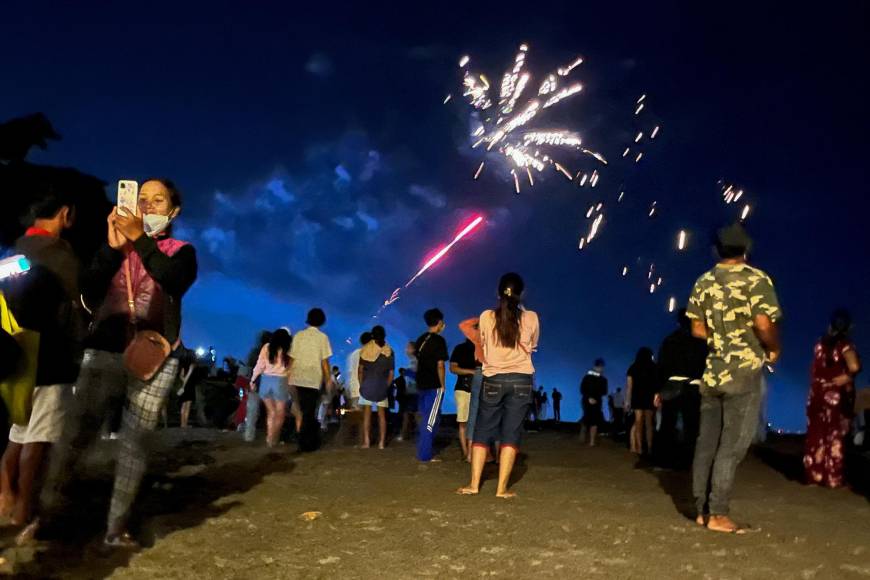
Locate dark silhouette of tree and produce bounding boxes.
[0,113,111,262]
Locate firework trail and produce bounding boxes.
[377,215,485,314]
[455,45,606,192]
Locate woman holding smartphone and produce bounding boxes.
[46,178,197,549]
[458,272,539,499]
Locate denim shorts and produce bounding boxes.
[259,374,288,401]
[472,373,534,448]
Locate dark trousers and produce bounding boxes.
[655,381,701,469]
[611,408,625,435]
[296,387,321,452]
[553,404,561,422]
[693,382,762,516]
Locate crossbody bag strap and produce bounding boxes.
[123,257,136,324]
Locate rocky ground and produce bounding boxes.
[1,424,869,579]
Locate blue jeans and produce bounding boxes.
[466,370,483,442]
[473,373,533,448]
[693,374,763,516]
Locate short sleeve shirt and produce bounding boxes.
[687,263,781,390]
[450,340,479,392]
[415,333,449,390]
[289,326,333,389]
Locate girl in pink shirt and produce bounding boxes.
[458,273,539,499]
[251,328,291,447]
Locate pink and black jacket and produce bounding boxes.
[83,235,197,354]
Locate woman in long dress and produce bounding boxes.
[803,310,862,488]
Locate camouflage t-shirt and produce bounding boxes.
[686,263,781,391]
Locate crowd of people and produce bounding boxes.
[0,180,865,553]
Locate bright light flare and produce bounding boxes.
[677,230,687,250]
[404,216,485,288]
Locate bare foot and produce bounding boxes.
[361,443,370,449]
[496,490,517,499]
[706,515,746,534]
[456,486,479,495]
[15,518,39,546]
[378,443,386,450]
[695,515,706,527]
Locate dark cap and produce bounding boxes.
[716,223,752,253]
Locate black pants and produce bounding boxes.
[553,405,561,422]
[653,381,701,469]
[296,386,321,452]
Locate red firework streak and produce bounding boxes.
[381,214,484,309]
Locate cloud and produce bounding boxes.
[177,131,456,312]
[305,52,334,77]
[409,184,447,208]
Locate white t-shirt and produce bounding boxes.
[346,348,361,398]
[289,326,333,389]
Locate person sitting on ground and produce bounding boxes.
[358,326,395,449]
[459,272,539,499]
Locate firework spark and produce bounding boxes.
[677,230,687,250]
[668,296,677,312]
[456,45,605,191]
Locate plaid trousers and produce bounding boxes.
[48,349,179,532]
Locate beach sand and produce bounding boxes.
[2,426,869,579]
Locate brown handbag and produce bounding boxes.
[121,259,172,381]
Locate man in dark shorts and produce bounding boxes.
[580,359,608,446]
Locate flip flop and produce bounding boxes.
[104,532,140,549]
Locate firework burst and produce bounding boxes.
[455,45,606,192]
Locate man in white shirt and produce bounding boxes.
[289,308,334,452]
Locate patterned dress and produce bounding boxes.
[803,338,856,488]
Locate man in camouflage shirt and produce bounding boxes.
[687,223,781,534]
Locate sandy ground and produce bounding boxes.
[1,424,869,579]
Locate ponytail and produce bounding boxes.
[493,273,525,349]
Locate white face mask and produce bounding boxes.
[143,213,173,237]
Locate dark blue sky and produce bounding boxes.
[2,2,867,429]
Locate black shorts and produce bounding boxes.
[472,373,533,448]
[582,404,603,427]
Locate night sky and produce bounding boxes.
[2,2,867,430]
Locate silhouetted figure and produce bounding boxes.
[581,359,608,446]
[552,388,562,422]
[654,308,707,469]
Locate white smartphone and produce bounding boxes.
[117,180,139,216]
